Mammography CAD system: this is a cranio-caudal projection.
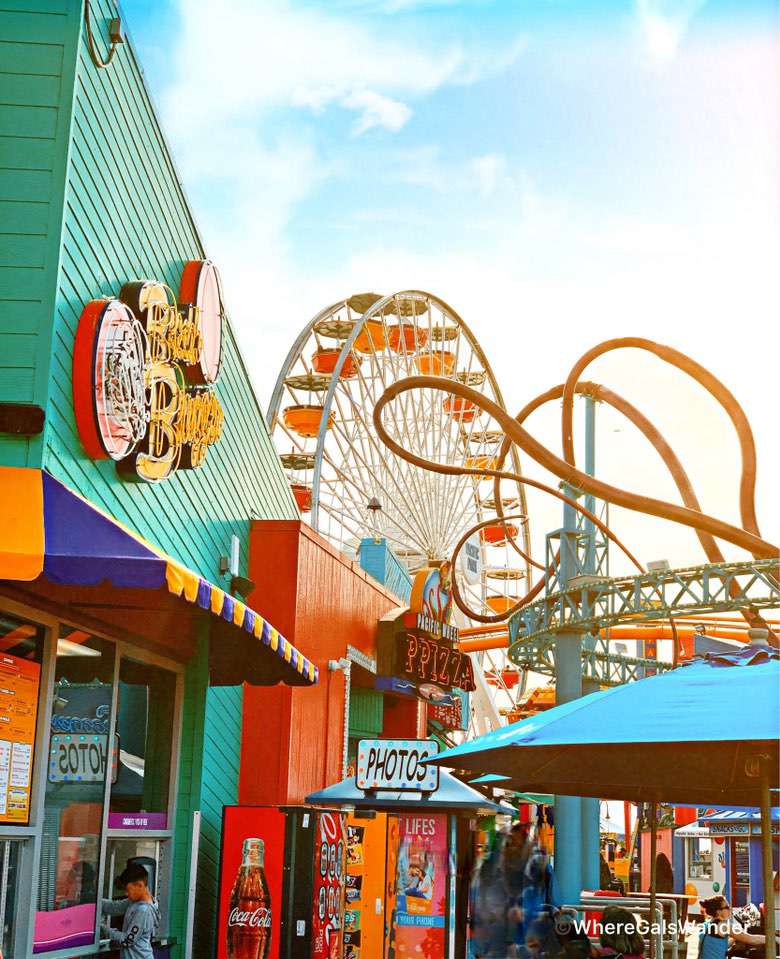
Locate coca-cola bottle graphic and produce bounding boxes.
[227,837,271,959]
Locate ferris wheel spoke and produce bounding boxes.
[346,345,439,549]
[321,430,434,554]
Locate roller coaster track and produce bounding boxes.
[509,558,780,646]
[506,557,780,684]
[373,338,780,686]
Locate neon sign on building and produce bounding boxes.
[72,260,224,483]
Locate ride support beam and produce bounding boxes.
[554,484,583,902]
[580,395,601,892]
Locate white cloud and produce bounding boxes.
[297,160,779,572]
[342,90,413,135]
[635,0,708,63]
[165,0,525,137]
[471,154,504,196]
[159,0,528,410]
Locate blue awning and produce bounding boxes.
[306,769,515,813]
[0,468,317,687]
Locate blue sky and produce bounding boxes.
[122,0,779,569]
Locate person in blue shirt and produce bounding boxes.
[699,895,777,959]
[101,862,160,959]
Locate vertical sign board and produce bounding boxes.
[218,806,286,959]
[394,813,448,957]
[0,653,40,823]
[311,811,346,959]
[344,813,388,959]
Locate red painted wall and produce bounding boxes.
[640,828,673,890]
[240,521,409,805]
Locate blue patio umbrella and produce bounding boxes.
[430,644,779,806]
[430,642,780,959]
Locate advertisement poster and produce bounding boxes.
[217,806,286,959]
[393,813,447,958]
[344,813,389,959]
[0,652,40,824]
[312,811,346,959]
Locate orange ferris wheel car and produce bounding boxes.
[282,405,335,439]
[415,351,456,376]
[485,595,520,614]
[290,483,312,512]
[443,396,479,422]
[311,348,362,378]
[387,324,428,353]
[352,319,386,354]
[480,522,518,545]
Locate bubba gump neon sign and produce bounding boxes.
[73,260,224,483]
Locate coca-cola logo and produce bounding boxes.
[228,907,272,928]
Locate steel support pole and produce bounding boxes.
[760,766,775,959]
[581,394,601,891]
[649,801,658,959]
[554,484,583,903]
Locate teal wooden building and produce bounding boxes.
[0,1,316,955]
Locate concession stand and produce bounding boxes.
[305,742,511,959]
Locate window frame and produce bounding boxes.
[0,595,184,958]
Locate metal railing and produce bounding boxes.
[560,892,685,959]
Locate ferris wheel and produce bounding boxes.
[267,291,532,726]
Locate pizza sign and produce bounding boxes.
[72,260,224,483]
[397,633,475,692]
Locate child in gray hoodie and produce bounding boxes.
[101,862,160,959]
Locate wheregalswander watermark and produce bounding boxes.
[553,914,749,938]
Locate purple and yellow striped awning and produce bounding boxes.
[0,467,317,687]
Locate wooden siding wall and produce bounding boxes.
[348,686,384,737]
[243,521,412,805]
[0,1,80,467]
[2,1,299,950]
[358,537,413,601]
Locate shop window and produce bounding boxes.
[35,630,116,954]
[109,658,176,824]
[688,837,713,879]
[1,839,23,957]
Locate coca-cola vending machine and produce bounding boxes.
[218,806,285,959]
[218,806,347,959]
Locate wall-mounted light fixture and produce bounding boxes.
[84,0,125,70]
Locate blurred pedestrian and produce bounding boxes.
[595,905,644,959]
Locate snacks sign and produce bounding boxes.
[73,260,224,483]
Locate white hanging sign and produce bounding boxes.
[356,738,439,792]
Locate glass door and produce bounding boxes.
[34,631,116,953]
[1,838,23,957]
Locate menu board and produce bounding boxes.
[343,814,388,959]
[0,652,41,823]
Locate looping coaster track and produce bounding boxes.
[373,337,780,664]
